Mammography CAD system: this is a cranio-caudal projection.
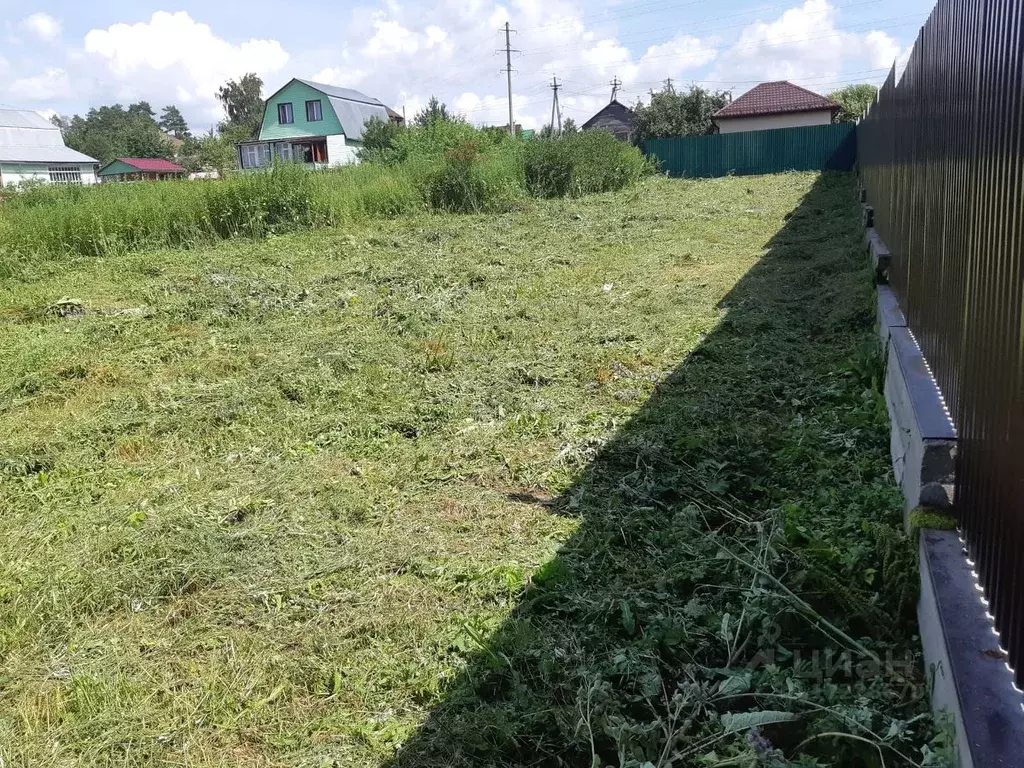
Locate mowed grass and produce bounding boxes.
[0,174,933,767]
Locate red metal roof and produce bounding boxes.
[715,81,840,119]
[116,157,187,172]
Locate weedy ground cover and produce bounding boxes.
[0,173,949,767]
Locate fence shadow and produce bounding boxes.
[385,172,914,768]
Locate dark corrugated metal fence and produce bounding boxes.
[859,0,1024,683]
[646,123,856,178]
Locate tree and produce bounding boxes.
[828,84,878,122]
[197,129,239,175]
[413,96,460,128]
[60,102,173,165]
[127,101,155,119]
[49,114,70,137]
[631,85,730,144]
[159,105,191,138]
[175,127,241,175]
[216,73,264,137]
[357,116,406,164]
[537,116,577,139]
[199,134,238,175]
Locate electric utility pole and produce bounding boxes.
[499,22,519,135]
[550,76,562,134]
[610,76,622,102]
[664,77,674,93]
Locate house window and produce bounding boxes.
[48,166,82,184]
[306,100,323,122]
[241,144,272,169]
[276,142,293,162]
[278,103,294,124]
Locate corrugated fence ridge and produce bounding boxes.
[859,0,1024,683]
[646,122,857,178]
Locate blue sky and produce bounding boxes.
[0,0,935,131]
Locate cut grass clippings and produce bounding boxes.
[0,173,950,767]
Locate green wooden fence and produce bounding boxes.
[646,123,857,178]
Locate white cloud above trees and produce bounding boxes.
[82,11,289,121]
[0,1,917,130]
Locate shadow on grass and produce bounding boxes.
[386,173,926,768]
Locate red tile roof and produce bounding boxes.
[715,81,840,119]
[117,157,187,172]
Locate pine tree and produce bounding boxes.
[159,105,191,139]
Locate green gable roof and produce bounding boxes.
[97,160,141,176]
[259,80,344,141]
[258,79,395,142]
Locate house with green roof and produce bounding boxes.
[236,79,403,170]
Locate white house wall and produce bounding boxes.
[0,163,98,187]
[716,110,834,134]
[326,135,359,166]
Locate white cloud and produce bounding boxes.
[19,12,62,42]
[0,1,917,131]
[311,66,369,88]
[709,0,899,92]
[424,25,452,53]
[635,34,719,83]
[83,11,289,121]
[8,68,71,101]
[453,91,539,128]
[363,19,421,58]
[863,30,900,69]
[894,45,914,83]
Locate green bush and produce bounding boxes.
[424,139,526,214]
[524,131,652,198]
[395,119,482,162]
[522,137,575,197]
[356,117,408,166]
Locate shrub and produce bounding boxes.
[425,140,527,214]
[524,131,652,198]
[523,138,575,197]
[426,140,488,213]
[570,131,653,195]
[394,119,482,163]
[356,117,408,166]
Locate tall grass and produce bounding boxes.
[0,129,651,263]
[523,131,652,198]
[0,165,332,260]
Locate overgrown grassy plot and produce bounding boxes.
[391,174,951,768]
[0,174,944,766]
